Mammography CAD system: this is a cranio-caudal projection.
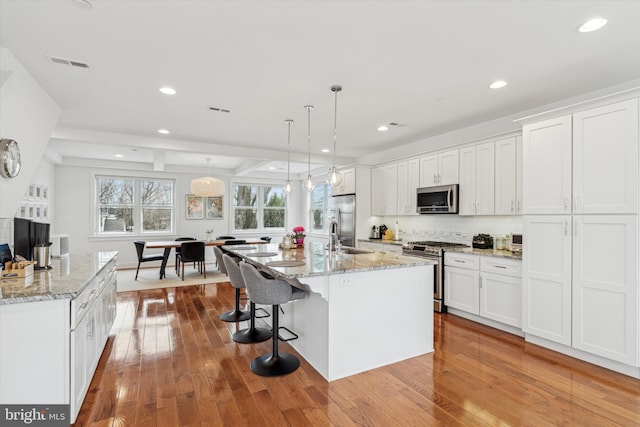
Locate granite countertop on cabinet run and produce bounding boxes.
[445,247,522,260]
[358,238,404,246]
[0,251,118,305]
[224,241,434,280]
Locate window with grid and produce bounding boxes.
[232,184,286,231]
[96,176,175,235]
[310,183,332,232]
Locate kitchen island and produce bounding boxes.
[0,252,118,423]
[225,242,435,381]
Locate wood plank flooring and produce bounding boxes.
[73,281,640,426]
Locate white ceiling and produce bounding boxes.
[1,0,639,177]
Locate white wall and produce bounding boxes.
[0,47,60,219]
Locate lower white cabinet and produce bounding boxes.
[445,252,522,329]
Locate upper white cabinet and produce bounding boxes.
[522,116,572,214]
[523,99,638,215]
[333,167,356,196]
[397,158,420,215]
[495,136,523,215]
[459,142,494,215]
[572,99,638,214]
[371,163,397,216]
[419,149,459,187]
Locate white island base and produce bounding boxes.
[256,264,434,381]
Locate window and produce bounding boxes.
[96,176,174,235]
[233,184,285,231]
[310,183,332,232]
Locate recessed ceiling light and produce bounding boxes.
[159,87,176,95]
[378,125,389,132]
[578,18,608,33]
[321,148,331,153]
[114,154,124,158]
[489,80,507,89]
[158,129,170,134]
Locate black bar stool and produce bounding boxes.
[239,261,305,376]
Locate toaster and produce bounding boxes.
[472,234,493,249]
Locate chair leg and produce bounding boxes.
[203,262,206,279]
[250,304,299,377]
[181,261,185,281]
[135,262,141,280]
[220,288,251,322]
[232,302,271,343]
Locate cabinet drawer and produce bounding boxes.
[71,278,101,329]
[444,252,479,269]
[480,257,522,277]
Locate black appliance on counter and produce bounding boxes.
[14,217,50,261]
[402,240,470,312]
[472,234,493,249]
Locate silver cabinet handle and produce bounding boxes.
[434,173,438,184]
[564,196,569,210]
[564,220,569,236]
[493,265,507,269]
[517,200,521,213]
[511,200,514,213]
[574,194,579,211]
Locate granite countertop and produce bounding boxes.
[445,246,522,260]
[224,241,434,279]
[0,251,118,305]
[358,238,404,246]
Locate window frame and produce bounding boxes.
[231,182,287,234]
[94,174,176,237]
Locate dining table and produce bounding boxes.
[145,239,268,279]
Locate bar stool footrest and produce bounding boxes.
[277,326,298,342]
[254,307,270,319]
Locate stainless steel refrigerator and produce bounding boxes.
[331,194,356,247]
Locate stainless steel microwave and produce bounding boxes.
[416,184,459,214]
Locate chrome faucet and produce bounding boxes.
[328,218,338,252]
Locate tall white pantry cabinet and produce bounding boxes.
[521,95,639,376]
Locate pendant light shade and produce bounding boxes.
[284,119,294,195]
[191,158,225,197]
[326,85,343,187]
[303,105,316,192]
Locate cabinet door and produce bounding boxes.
[371,167,385,215]
[495,136,518,215]
[438,149,459,185]
[573,99,638,214]
[383,163,398,216]
[419,154,438,187]
[522,216,572,345]
[397,158,419,215]
[480,272,522,327]
[572,215,638,365]
[523,116,572,214]
[71,317,88,419]
[445,266,480,314]
[458,147,476,215]
[475,142,495,215]
[515,136,523,214]
[341,168,356,195]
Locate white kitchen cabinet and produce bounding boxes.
[495,136,522,215]
[522,216,572,345]
[459,142,494,215]
[522,116,572,214]
[332,167,356,196]
[572,99,638,214]
[572,215,638,365]
[419,149,459,187]
[523,99,638,215]
[445,264,480,314]
[397,158,420,215]
[371,163,397,216]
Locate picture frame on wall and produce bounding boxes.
[205,196,223,220]
[185,194,204,219]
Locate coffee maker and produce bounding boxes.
[370,226,381,239]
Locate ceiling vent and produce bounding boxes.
[46,55,90,69]
[209,106,233,113]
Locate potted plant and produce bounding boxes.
[292,226,305,245]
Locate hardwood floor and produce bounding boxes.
[73,282,640,426]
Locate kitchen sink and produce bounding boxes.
[342,247,374,255]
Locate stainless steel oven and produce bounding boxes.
[402,241,469,312]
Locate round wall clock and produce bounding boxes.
[0,139,22,179]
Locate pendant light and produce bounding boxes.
[284,119,294,194]
[303,105,316,192]
[326,85,343,187]
[191,158,225,197]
